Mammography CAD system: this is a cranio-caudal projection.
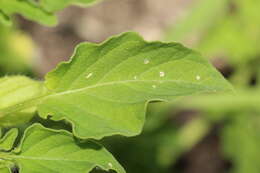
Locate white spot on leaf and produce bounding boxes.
[108,163,113,168]
[86,73,93,79]
[144,59,150,64]
[134,76,137,80]
[152,85,157,89]
[159,71,165,77]
[196,75,201,80]
[95,166,101,170]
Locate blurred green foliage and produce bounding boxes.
[0,23,34,76]
[166,0,260,88]
[173,90,260,173]
[222,113,260,173]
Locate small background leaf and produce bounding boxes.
[33,0,100,12]
[0,0,57,26]
[0,0,102,26]
[0,128,18,151]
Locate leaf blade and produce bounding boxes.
[39,32,232,139]
[0,128,18,151]
[11,124,125,173]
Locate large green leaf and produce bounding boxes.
[0,76,47,127]
[0,32,232,139]
[37,32,232,139]
[0,124,125,173]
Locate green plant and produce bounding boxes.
[0,0,100,26]
[0,0,235,172]
[0,31,232,172]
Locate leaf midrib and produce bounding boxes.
[51,79,214,97]
[0,78,218,117]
